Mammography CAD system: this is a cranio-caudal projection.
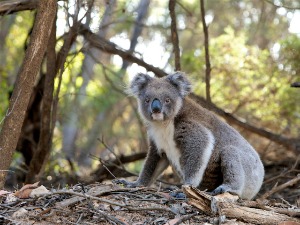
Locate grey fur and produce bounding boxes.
[122,72,264,200]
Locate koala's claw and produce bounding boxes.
[113,179,140,188]
[209,185,240,197]
[210,186,227,196]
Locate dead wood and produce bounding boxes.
[183,185,300,225]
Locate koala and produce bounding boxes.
[120,72,264,200]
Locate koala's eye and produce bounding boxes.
[145,98,150,103]
[165,98,171,103]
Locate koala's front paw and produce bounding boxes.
[210,185,227,196]
[113,179,141,188]
[210,185,240,197]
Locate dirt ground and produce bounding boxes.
[1,161,300,225]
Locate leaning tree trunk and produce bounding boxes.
[0,0,57,188]
[25,15,57,183]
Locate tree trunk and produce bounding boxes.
[26,15,57,183]
[0,0,57,188]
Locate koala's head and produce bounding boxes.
[129,72,191,122]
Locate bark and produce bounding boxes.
[0,0,57,188]
[169,0,181,71]
[81,26,300,153]
[183,186,300,225]
[26,15,57,183]
[0,0,38,15]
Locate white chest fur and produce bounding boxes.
[148,121,183,178]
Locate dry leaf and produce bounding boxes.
[5,193,18,203]
[14,181,40,198]
[19,181,40,192]
[0,190,10,196]
[29,185,50,197]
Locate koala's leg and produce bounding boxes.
[117,140,168,187]
[149,154,169,185]
[176,121,215,187]
[211,146,244,196]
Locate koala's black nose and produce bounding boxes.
[151,99,162,113]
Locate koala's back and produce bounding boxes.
[174,97,264,199]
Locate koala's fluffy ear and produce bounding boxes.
[129,73,152,96]
[167,71,192,97]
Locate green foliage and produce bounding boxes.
[279,34,300,75]
[182,26,300,134]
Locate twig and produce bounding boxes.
[51,190,175,214]
[175,0,193,16]
[200,0,211,103]
[91,209,126,225]
[99,158,117,179]
[169,0,181,71]
[75,213,83,224]
[264,156,300,184]
[85,194,126,225]
[259,174,300,200]
[98,136,126,170]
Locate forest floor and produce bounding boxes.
[1,162,300,225]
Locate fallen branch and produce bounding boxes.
[183,185,300,225]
